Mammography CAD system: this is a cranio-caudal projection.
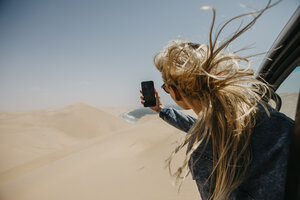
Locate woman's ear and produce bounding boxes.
[170,86,182,101]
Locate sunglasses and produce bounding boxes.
[161,83,170,94]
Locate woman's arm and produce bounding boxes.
[159,107,197,133]
[139,89,196,132]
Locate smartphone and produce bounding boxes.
[141,81,156,107]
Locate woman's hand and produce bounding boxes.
[140,88,164,113]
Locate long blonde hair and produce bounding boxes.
[153,1,279,199]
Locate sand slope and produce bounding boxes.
[0,103,131,174]
[0,104,199,200]
[278,92,299,120]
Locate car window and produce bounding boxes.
[276,66,300,120]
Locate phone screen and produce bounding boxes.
[141,81,156,107]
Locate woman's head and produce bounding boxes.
[154,40,259,113]
[161,82,192,110]
[154,41,207,99]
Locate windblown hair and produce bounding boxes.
[153,1,279,199]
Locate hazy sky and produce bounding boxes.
[0,0,299,111]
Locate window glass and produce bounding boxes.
[276,66,300,120]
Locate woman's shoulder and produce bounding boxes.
[255,103,294,128]
[252,103,293,152]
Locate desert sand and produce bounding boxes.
[0,92,297,200]
[0,103,199,200]
[278,92,299,120]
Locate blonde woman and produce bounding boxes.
[140,1,294,199]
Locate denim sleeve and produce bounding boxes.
[159,107,197,133]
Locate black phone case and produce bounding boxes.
[141,81,156,107]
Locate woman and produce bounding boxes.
[140,1,294,199]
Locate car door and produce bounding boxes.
[256,6,300,200]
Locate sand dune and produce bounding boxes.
[0,103,131,173]
[0,104,200,200]
[0,102,131,137]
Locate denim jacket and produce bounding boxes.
[159,106,294,200]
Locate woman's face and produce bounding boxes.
[164,84,191,110]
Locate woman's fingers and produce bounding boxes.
[139,90,145,105]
